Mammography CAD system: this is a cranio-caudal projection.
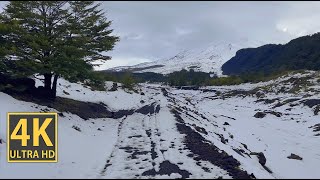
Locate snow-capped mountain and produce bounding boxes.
[108,39,265,76]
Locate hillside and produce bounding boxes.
[108,40,264,76]
[0,70,319,178]
[222,32,320,75]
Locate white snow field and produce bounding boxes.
[0,70,319,179]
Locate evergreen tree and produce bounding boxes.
[0,1,119,98]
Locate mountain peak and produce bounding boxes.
[107,39,264,76]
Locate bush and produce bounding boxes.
[83,71,107,91]
[121,72,136,90]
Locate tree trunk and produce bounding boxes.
[44,73,52,90]
[52,74,59,98]
[43,73,58,99]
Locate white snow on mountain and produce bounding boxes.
[109,39,265,76]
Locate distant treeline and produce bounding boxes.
[98,69,215,87]
[0,67,301,95]
[97,69,293,87]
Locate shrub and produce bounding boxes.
[121,72,136,90]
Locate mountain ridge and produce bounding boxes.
[222,32,320,75]
[107,39,266,76]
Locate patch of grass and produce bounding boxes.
[209,76,243,86]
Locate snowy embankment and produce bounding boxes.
[0,70,319,179]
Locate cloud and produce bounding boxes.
[175,27,192,36]
[101,1,301,67]
[2,1,320,69]
[93,56,152,71]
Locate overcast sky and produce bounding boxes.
[2,1,320,70]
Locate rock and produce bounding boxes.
[72,125,81,132]
[287,153,303,160]
[192,124,208,135]
[58,112,65,117]
[254,112,266,118]
[266,110,282,117]
[63,90,70,95]
[250,152,266,166]
[257,153,266,165]
[256,91,265,98]
[223,122,230,126]
[97,128,102,131]
[309,124,320,132]
[110,83,118,91]
[140,100,145,104]
[262,165,273,174]
[314,105,320,115]
[249,173,256,179]
[241,143,248,150]
[140,92,145,95]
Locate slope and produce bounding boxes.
[222,32,320,75]
[109,40,263,76]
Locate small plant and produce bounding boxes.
[121,72,136,90]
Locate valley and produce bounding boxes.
[0,70,319,178]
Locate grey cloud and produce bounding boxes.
[101,1,306,65]
[1,1,320,68]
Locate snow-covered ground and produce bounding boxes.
[0,70,319,178]
[0,92,119,178]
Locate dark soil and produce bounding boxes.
[6,91,114,120]
[254,110,282,118]
[272,98,300,108]
[136,103,160,115]
[301,99,320,108]
[171,109,252,179]
[142,160,191,178]
[4,90,162,120]
[255,98,280,104]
